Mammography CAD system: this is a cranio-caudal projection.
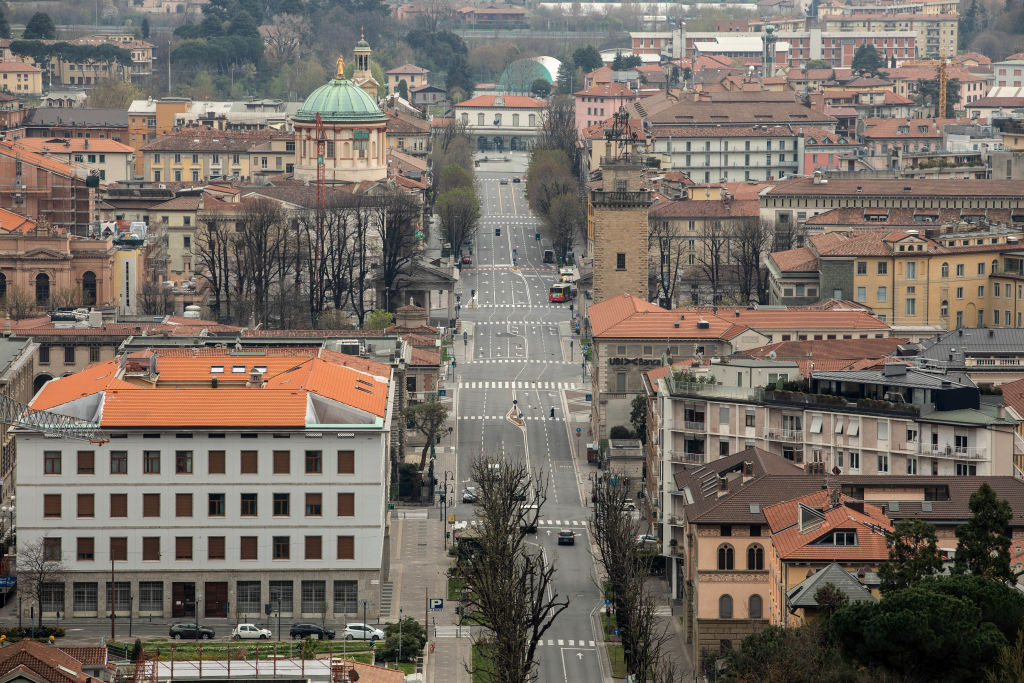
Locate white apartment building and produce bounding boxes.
[16,348,394,623]
[454,94,546,152]
[649,126,807,182]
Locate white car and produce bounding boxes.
[343,623,385,641]
[232,623,272,640]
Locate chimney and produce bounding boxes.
[247,369,265,389]
[211,376,218,388]
[718,475,728,491]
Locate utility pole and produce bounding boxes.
[167,40,172,94]
[110,559,115,640]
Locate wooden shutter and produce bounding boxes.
[208,536,225,560]
[208,450,226,474]
[110,537,127,562]
[337,450,355,474]
[77,450,95,474]
[175,493,193,517]
[77,493,95,518]
[142,493,160,517]
[142,537,160,561]
[306,492,322,516]
[240,536,257,560]
[337,535,354,560]
[175,536,193,560]
[273,451,290,474]
[240,451,258,474]
[110,493,127,517]
[305,535,322,560]
[77,537,94,560]
[338,492,355,517]
[43,494,61,518]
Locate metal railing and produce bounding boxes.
[683,420,706,431]
[668,380,762,402]
[766,428,803,442]
[924,445,988,460]
[667,450,705,464]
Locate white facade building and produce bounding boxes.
[648,126,807,182]
[16,348,394,623]
[455,95,547,152]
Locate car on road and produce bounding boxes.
[461,255,472,265]
[499,179,509,185]
[622,499,637,512]
[169,623,215,640]
[232,623,272,640]
[513,177,521,183]
[462,486,479,503]
[557,530,576,545]
[636,534,659,549]
[344,623,385,641]
[290,623,335,640]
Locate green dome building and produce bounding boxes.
[293,46,388,184]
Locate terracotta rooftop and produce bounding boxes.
[574,82,637,98]
[13,137,134,155]
[0,61,40,72]
[764,177,1024,197]
[862,117,955,139]
[649,198,760,219]
[455,95,547,109]
[764,489,892,561]
[386,63,430,75]
[804,206,1023,228]
[0,640,88,683]
[141,127,280,152]
[11,315,240,337]
[738,337,907,362]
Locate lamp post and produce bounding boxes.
[399,607,403,663]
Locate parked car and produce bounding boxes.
[232,623,272,640]
[557,530,576,545]
[636,534,659,549]
[499,179,509,185]
[343,623,385,641]
[622,499,637,512]
[290,623,335,640]
[169,623,215,640]
[461,255,472,265]
[462,486,479,503]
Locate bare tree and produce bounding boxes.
[370,186,421,312]
[236,198,288,326]
[459,455,569,683]
[731,218,772,305]
[18,537,65,629]
[435,186,480,259]
[592,475,677,683]
[194,215,234,320]
[535,95,581,174]
[342,196,375,327]
[139,280,173,316]
[696,218,730,306]
[649,219,688,308]
[3,285,36,320]
[259,14,311,65]
[545,192,584,261]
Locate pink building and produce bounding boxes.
[574,82,637,131]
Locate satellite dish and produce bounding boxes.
[768,350,777,360]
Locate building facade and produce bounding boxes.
[455,95,546,152]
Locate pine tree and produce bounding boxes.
[954,483,1014,582]
[0,7,10,40]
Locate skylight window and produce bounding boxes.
[232,365,247,373]
[210,366,224,373]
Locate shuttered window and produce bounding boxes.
[338,492,355,517]
[44,494,61,518]
[77,537,95,561]
[142,493,160,517]
[337,450,355,474]
[175,537,193,560]
[77,450,95,474]
[306,493,322,516]
[337,535,354,560]
[110,537,127,562]
[110,494,127,517]
[142,537,160,561]
[273,451,290,474]
[175,493,192,517]
[208,536,225,560]
[305,536,322,560]
[208,450,226,474]
[240,451,258,474]
[77,493,94,518]
[240,536,258,560]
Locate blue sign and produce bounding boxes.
[576,427,582,435]
[585,394,592,402]
[439,389,447,397]
[429,598,444,612]
[613,629,619,637]
[0,577,15,588]
[604,599,611,606]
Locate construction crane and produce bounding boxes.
[2,395,106,443]
[938,50,949,118]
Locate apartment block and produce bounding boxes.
[16,348,394,623]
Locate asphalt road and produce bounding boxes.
[451,160,605,683]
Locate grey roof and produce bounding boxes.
[786,562,876,608]
[0,338,31,376]
[917,327,1024,365]
[24,108,129,127]
[919,406,1016,426]
[812,367,975,390]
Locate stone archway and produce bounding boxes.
[33,374,53,393]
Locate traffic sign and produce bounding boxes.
[605,599,611,606]
[448,514,455,523]
[429,598,444,612]
[576,427,582,435]
[439,389,447,397]
[613,629,619,637]
[585,394,592,402]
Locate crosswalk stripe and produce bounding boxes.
[589,640,595,647]
[457,381,582,390]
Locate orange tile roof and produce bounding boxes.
[13,137,135,155]
[0,207,36,233]
[765,489,893,561]
[0,640,86,683]
[455,95,547,108]
[0,61,40,72]
[0,140,79,179]
[31,350,391,428]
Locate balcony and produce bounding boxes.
[762,389,920,416]
[766,428,803,442]
[667,450,705,464]
[924,445,988,460]
[590,190,652,208]
[682,420,706,431]
[668,380,761,402]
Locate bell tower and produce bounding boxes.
[352,32,380,101]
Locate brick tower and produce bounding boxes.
[590,110,651,304]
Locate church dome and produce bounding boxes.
[294,77,387,123]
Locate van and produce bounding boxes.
[520,504,539,533]
[543,250,555,264]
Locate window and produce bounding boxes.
[44,494,61,518]
[73,582,97,612]
[110,451,127,474]
[745,408,755,428]
[175,493,192,517]
[44,451,61,474]
[64,346,75,365]
[305,450,322,473]
[334,580,357,613]
[240,451,258,473]
[208,536,225,560]
[270,581,293,613]
[956,462,977,476]
[877,262,888,275]
[337,535,355,560]
[240,536,258,560]
[616,253,626,270]
[208,493,225,516]
[208,450,225,474]
[338,492,355,517]
[306,493,322,516]
[39,346,50,364]
[978,262,986,275]
[273,451,290,474]
[877,454,889,473]
[996,282,1002,297]
[110,537,127,562]
[237,581,261,614]
[746,544,764,570]
[305,536,322,560]
[77,450,94,474]
[719,594,733,619]
[748,595,763,619]
[905,297,916,316]
[110,493,127,517]
[175,451,193,474]
[142,537,160,561]
[849,451,860,470]
[906,261,917,280]
[856,286,866,302]
[77,537,95,561]
[856,261,867,275]
[143,451,160,474]
[979,285,986,298]
[941,262,949,278]
[720,525,732,537]
[273,536,290,559]
[139,582,163,612]
[907,457,918,475]
[240,493,257,516]
[44,537,62,561]
[302,580,326,614]
[956,286,964,299]
[273,493,290,516]
[717,544,734,570]
[77,494,94,518]
[142,493,160,517]
[338,450,355,474]
[956,263,965,277]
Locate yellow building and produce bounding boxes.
[0,62,42,95]
[128,97,192,176]
[140,128,281,184]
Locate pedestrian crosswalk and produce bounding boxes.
[463,519,588,528]
[475,303,567,308]
[537,639,596,648]
[434,626,473,638]
[460,415,563,422]
[465,359,571,364]
[471,321,560,326]
[458,381,581,390]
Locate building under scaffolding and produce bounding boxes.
[0,141,92,235]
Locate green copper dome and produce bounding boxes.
[295,78,387,123]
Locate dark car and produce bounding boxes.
[170,623,215,640]
[557,530,576,545]
[500,179,509,185]
[290,623,335,640]
[512,177,521,183]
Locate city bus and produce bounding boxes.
[549,283,576,302]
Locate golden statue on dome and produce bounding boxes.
[336,55,344,79]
